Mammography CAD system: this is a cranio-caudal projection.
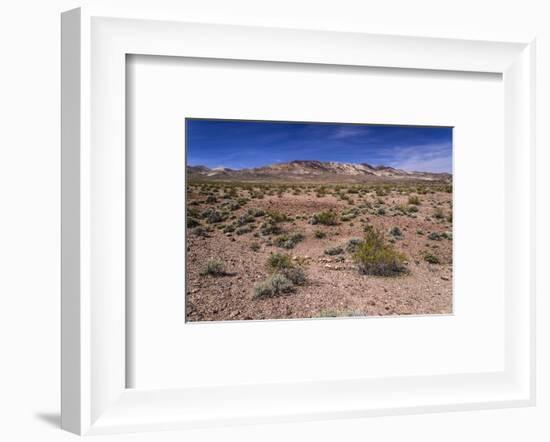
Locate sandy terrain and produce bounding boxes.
[186,183,452,321]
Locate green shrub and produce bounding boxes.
[187,217,200,228]
[377,207,386,215]
[253,274,294,298]
[236,213,254,226]
[206,210,225,224]
[310,211,339,226]
[223,223,237,233]
[247,207,265,217]
[267,210,289,223]
[250,242,261,252]
[428,232,443,241]
[423,253,440,264]
[267,253,294,271]
[235,225,253,235]
[408,195,421,205]
[390,226,403,237]
[222,200,241,211]
[200,259,226,276]
[187,207,200,218]
[314,230,326,239]
[324,246,344,256]
[260,221,282,236]
[433,207,445,219]
[191,226,209,237]
[275,233,305,249]
[353,227,407,276]
[281,267,307,285]
[346,238,364,253]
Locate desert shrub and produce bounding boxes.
[222,224,236,233]
[314,230,326,239]
[433,207,445,219]
[236,213,254,226]
[187,207,200,218]
[341,207,360,221]
[200,259,226,276]
[428,232,443,241]
[394,204,409,215]
[253,274,294,298]
[267,253,294,271]
[281,267,307,285]
[191,226,209,237]
[267,210,289,223]
[204,209,225,224]
[407,205,419,213]
[446,212,453,223]
[275,233,305,249]
[353,227,407,276]
[259,221,282,236]
[441,231,452,240]
[346,238,364,253]
[408,195,421,205]
[390,226,403,237]
[324,246,344,256]
[423,253,440,264]
[235,225,253,235]
[187,217,200,228]
[222,200,241,211]
[205,195,217,203]
[377,207,386,215]
[250,242,261,252]
[247,207,265,218]
[310,211,339,226]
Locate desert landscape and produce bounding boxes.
[185,159,453,322]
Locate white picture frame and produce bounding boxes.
[61,6,536,436]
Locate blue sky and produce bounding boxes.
[186,119,453,173]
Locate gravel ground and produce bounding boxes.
[186,185,452,321]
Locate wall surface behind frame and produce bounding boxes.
[0,0,548,441]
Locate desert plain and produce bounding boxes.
[185,160,452,322]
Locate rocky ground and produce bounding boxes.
[185,182,452,321]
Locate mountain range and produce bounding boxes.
[187,160,451,183]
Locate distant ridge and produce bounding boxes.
[187,160,451,183]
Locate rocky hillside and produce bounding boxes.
[187,160,451,183]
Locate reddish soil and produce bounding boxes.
[186,185,452,321]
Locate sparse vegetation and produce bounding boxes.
[267,253,294,271]
[345,238,364,253]
[423,253,440,264]
[353,227,407,276]
[433,207,445,219]
[390,226,403,237]
[324,246,344,256]
[200,259,227,276]
[253,274,294,298]
[275,233,305,249]
[310,211,339,226]
[187,176,452,321]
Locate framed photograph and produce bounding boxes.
[184,118,453,322]
[61,6,536,435]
